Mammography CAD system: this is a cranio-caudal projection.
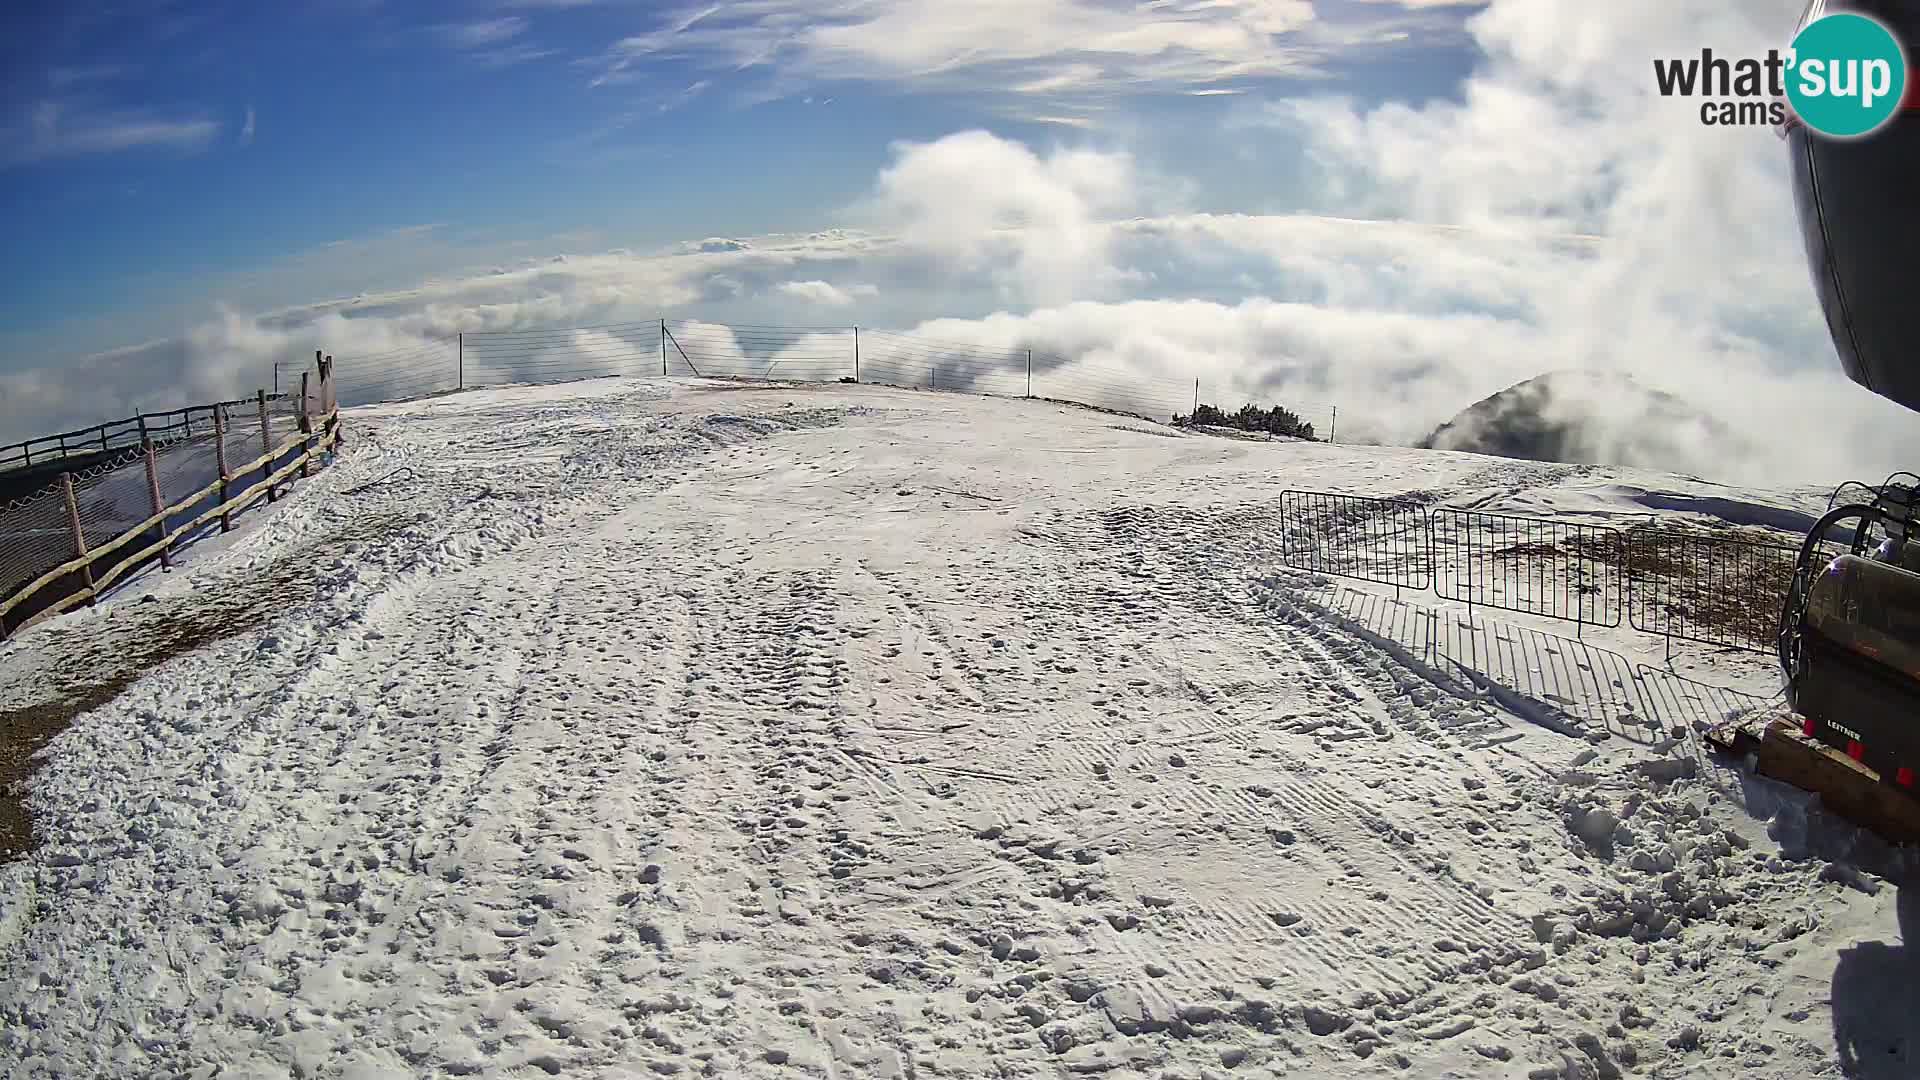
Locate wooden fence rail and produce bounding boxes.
[0,409,338,637]
[0,394,291,474]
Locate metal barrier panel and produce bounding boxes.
[1625,528,1800,654]
[1630,664,1774,731]
[1429,509,1625,627]
[1278,490,1432,591]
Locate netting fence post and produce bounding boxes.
[61,472,94,606]
[457,333,465,390]
[257,389,275,505]
[143,437,172,572]
[1330,406,1338,444]
[853,326,861,382]
[1026,350,1033,398]
[660,319,668,376]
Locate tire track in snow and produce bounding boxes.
[665,561,938,1077]
[1004,498,1543,1037]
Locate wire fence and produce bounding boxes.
[1431,510,1627,630]
[1624,528,1801,656]
[1,376,337,638]
[1279,491,1432,595]
[317,318,1341,438]
[1277,489,1802,654]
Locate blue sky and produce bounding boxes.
[1,0,1483,368]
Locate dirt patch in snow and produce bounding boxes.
[0,510,423,858]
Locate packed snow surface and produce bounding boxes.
[0,377,1913,1079]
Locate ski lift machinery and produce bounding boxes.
[1775,1,1920,789]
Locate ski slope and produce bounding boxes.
[0,376,1913,1079]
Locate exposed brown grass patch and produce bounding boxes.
[0,510,424,859]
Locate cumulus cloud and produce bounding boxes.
[855,129,1150,306]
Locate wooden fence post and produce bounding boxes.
[257,389,275,504]
[324,355,341,450]
[1026,349,1033,398]
[1330,406,1338,444]
[213,405,232,533]
[660,318,668,376]
[143,439,172,571]
[61,472,94,605]
[853,326,861,383]
[298,372,313,479]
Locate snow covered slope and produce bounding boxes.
[0,377,1912,1079]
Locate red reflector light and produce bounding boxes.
[1848,741,1866,761]
[1803,716,1817,737]
[1898,767,1916,788]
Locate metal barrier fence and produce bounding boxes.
[1279,491,1431,595]
[1430,509,1626,632]
[1625,528,1801,658]
[1279,491,1798,653]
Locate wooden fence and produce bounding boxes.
[0,357,341,640]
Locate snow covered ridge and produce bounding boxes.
[0,377,1911,1079]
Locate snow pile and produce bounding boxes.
[0,376,1910,1079]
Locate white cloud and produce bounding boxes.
[774,280,879,306]
[588,0,1459,100]
[439,17,530,49]
[5,102,219,165]
[851,129,1148,306]
[239,106,256,146]
[471,44,561,68]
[46,64,133,88]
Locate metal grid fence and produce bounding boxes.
[1625,528,1801,654]
[1430,510,1627,630]
[1279,490,1432,594]
[1278,491,1799,653]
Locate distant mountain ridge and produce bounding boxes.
[1419,370,1742,471]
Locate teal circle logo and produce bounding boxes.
[1787,12,1908,138]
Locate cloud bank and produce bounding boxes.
[6,0,1914,490]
